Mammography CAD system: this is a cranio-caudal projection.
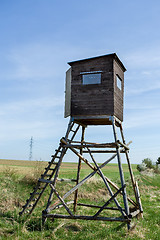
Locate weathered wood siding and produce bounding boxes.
[113,60,124,122]
[65,68,71,118]
[66,54,126,123]
[71,56,114,117]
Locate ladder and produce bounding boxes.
[19,120,81,216]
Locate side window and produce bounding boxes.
[82,72,101,85]
[116,74,122,90]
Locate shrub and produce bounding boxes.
[137,163,147,172]
[156,157,160,166]
[142,158,154,169]
[137,158,160,174]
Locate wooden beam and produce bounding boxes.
[50,184,74,217]
[94,185,126,218]
[83,150,125,153]
[77,203,125,211]
[43,214,131,222]
[57,178,77,182]
[116,140,130,150]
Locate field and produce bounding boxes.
[0,159,160,240]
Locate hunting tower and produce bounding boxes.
[65,53,125,124]
[20,53,143,230]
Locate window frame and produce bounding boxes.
[81,71,102,85]
[116,74,122,90]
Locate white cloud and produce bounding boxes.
[123,48,160,96]
[124,107,160,129]
[125,48,160,68]
[0,95,65,142]
[1,43,95,82]
[4,44,65,80]
[0,96,64,116]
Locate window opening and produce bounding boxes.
[116,74,122,90]
[82,73,101,85]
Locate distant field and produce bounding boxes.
[0,158,138,179]
[0,159,47,167]
[0,158,138,170]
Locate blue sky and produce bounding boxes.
[0,0,160,163]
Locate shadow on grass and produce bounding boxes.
[65,223,82,232]
[112,222,127,231]
[25,218,43,231]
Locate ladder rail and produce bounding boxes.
[19,146,62,215]
[19,120,81,216]
[42,121,81,215]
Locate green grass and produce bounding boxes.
[0,159,160,239]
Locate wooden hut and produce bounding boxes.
[65,53,126,125]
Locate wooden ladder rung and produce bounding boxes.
[57,178,77,182]
[47,168,56,171]
[28,204,34,208]
[49,155,58,160]
[33,186,41,190]
[71,129,76,133]
[39,179,53,184]
[41,173,50,177]
[35,192,41,195]
[55,149,62,153]
[45,174,52,177]
[49,159,59,163]
[32,198,37,202]
[24,210,30,214]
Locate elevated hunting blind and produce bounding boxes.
[20,53,143,230]
[65,53,126,124]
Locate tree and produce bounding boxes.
[156,157,160,165]
[137,163,147,172]
[142,158,153,169]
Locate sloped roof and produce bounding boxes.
[68,53,126,72]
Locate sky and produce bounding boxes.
[0,0,160,164]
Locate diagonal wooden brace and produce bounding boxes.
[47,155,116,212]
[61,138,137,207]
[50,184,74,216]
[94,184,126,218]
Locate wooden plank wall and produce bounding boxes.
[71,56,115,117]
[113,60,124,122]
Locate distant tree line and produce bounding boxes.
[137,157,160,173]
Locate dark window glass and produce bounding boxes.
[82,73,101,85]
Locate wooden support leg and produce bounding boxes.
[74,126,85,212]
[111,117,131,230]
[119,123,141,210]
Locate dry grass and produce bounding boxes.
[127,223,147,239]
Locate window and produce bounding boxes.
[82,72,101,85]
[116,74,122,90]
